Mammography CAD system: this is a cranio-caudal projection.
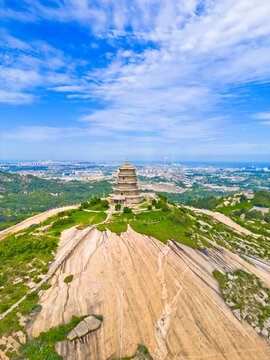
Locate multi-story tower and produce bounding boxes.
[110,159,144,205]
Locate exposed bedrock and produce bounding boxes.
[28,226,270,360]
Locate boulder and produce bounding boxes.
[66,329,77,341]
[73,321,89,338]
[241,310,248,320]
[67,316,102,341]
[84,316,101,331]
[232,309,241,321]
[228,274,238,281]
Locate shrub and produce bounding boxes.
[29,304,42,314]
[123,207,132,214]
[147,205,152,210]
[41,266,49,274]
[101,200,109,208]
[115,204,121,211]
[80,202,89,209]
[51,217,74,229]
[39,284,52,290]
[157,193,168,202]
[64,275,73,283]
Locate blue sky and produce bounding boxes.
[0,0,270,162]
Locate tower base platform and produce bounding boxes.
[109,194,144,205]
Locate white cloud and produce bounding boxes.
[1,0,270,153]
[253,112,270,120]
[0,126,85,142]
[0,31,81,104]
[0,90,34,105]
[252,112,270,125]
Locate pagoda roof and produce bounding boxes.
[118,158,136,170]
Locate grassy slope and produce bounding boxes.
[98,206,200,248]
[0,208,106,337]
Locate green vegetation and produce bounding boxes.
[18,315,88,360]
[212,191,270,239]
[200,237,213,248]
[112,344,153,360]
[79,197,109,211]
[98,205,199,248]
[131,217,198,248]
[123,206,132,214]
[43,208,107,231]
[0,207,106,343]
[63,275,73,283]
[39,284,52,290]
[0,291,39,338]
[106,221,128,235]
[186,195,222,210]
[115,204,121,211]
[0,224,58,314]
[160,187,234,205]
[253,191,270,207]
[213,269,270,335]
[0,171,112,230]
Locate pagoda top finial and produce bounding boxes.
[125,158,129,166]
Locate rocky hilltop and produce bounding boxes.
[0,196,270,359]
[28,225,270,360]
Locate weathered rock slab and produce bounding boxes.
[84,316,101,331]
[67,316,101,340]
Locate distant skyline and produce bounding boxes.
[1,0,270,162]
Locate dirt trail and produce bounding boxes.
[185,206,257,237]
[0,205,77,241]
[28,227,270,360]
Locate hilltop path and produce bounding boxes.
[0,205,78,241]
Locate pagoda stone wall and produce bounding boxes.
[110,159,144,204]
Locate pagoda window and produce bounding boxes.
[122,177,125,180]
[121,192,123,195]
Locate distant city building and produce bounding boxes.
[110,159,144,205]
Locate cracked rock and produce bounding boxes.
[67,316,101,340]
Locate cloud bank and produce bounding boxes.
[1,0,270,159]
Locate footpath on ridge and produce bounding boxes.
[0,205,77,241]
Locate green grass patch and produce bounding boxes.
[97,224,107,232]
[63,275,73,284]
[112,344,153,360]
[39,284,52,290]
[106,221,128,235]
[200,237,213,248]
[135,209,169,222]
[131,218,199,248]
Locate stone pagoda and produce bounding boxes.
[110,159,144,205]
